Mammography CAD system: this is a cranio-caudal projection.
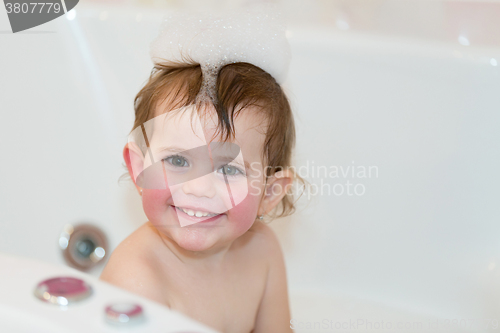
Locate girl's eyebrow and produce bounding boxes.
[154,145,192,153]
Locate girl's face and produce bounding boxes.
[127,104,269,252]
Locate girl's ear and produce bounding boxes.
[123,143,145,194]
[258,170,294,217]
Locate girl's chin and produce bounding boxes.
[172,232,224,253]
[168,223,226,251]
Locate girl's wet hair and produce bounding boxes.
[132,61,303,219]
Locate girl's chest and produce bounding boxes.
[159,267,267,333]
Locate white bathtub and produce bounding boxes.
[1,1,499,332]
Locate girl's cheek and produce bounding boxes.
[142,188,172,222]
[228,190,261,232]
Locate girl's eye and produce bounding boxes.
[218,164,245,177]
[164,155,189,167]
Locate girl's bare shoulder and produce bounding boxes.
[104,221,159,264]
[99,222,166,303]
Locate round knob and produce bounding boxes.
[34,276,92,305]
[59,223,108,270]
[105,303,145,326]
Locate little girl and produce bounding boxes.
[100,5,298,333]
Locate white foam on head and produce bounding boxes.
[149,3,291,103]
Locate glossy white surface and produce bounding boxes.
[0,1,499,332]
[0,252,218,333]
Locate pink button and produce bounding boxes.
[34,276,92,305]
[105,303,145,325]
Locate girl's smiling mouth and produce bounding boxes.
[171,205,225,224]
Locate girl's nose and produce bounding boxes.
[181,173,217,198]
